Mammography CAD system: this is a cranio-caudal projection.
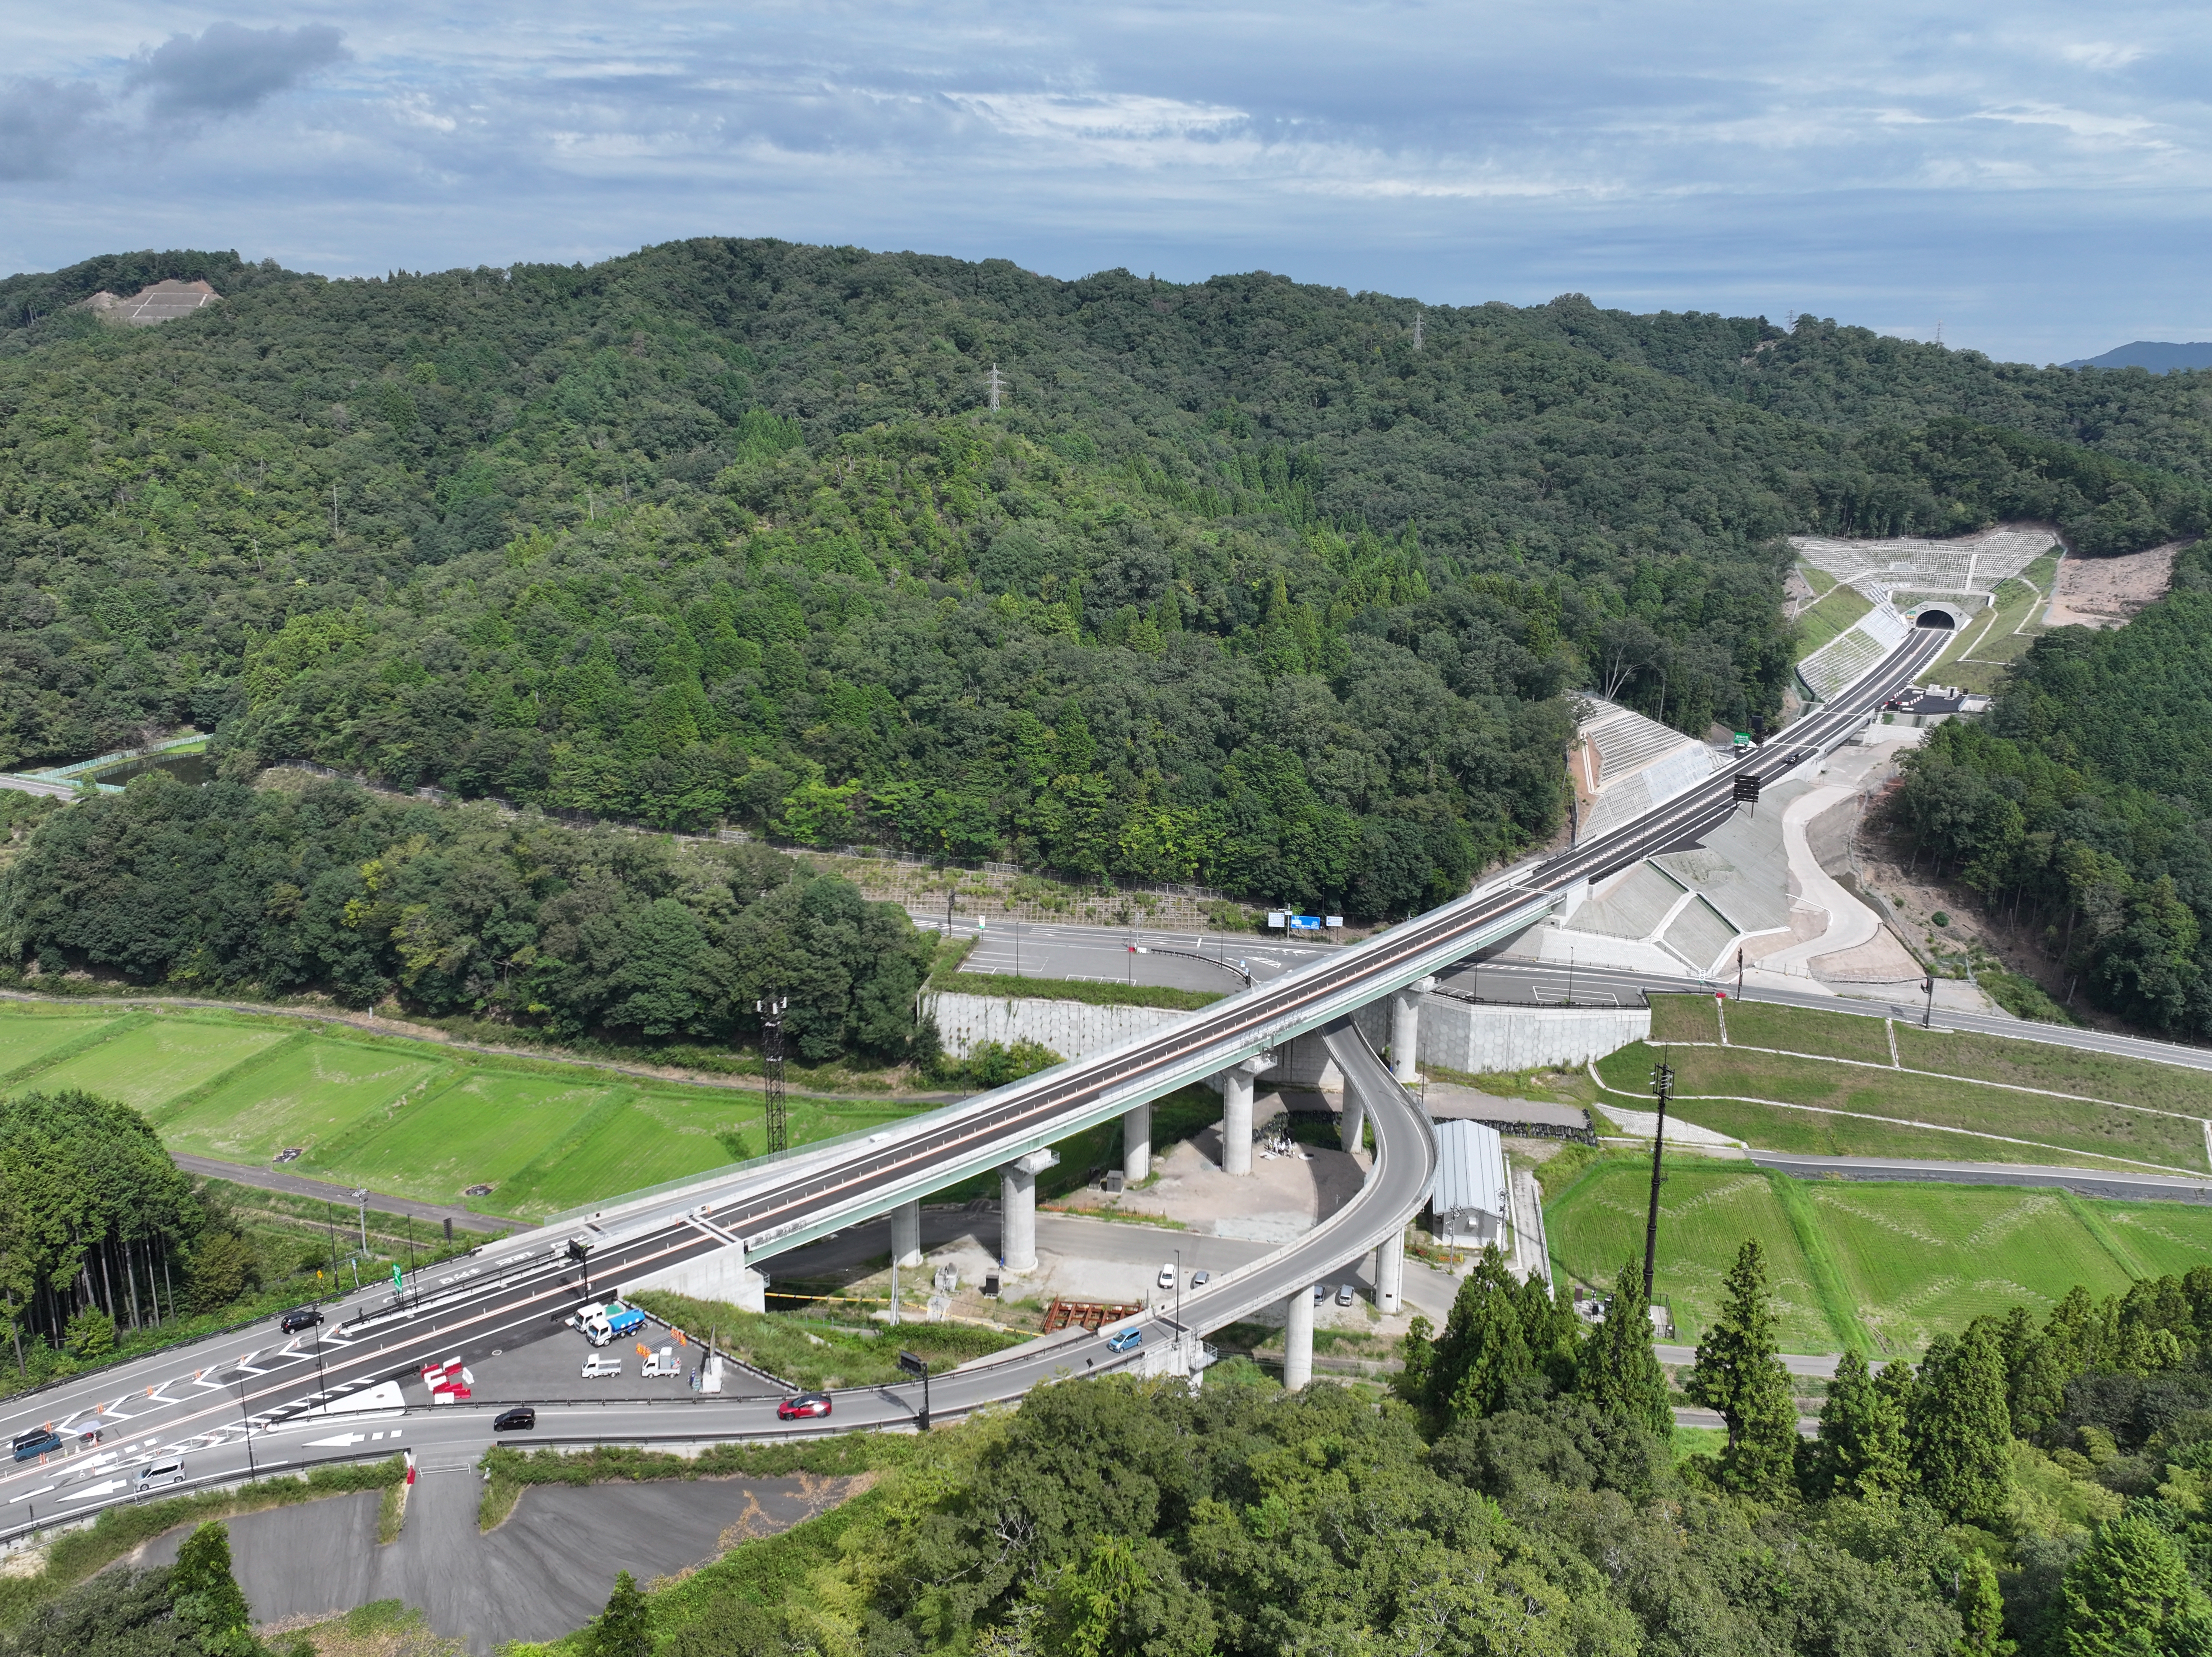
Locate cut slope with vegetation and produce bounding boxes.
[1628,995,2212,1170]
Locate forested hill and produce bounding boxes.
[2,240,2207,918]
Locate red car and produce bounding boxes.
[777,1392,832,1421]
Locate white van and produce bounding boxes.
[137,1458,186,1490]
[580,1354,623,1379]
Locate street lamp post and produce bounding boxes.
[898,1350,931,1431]
[234,1375,256,1483]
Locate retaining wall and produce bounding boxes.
[1354,996,1650,1074]
[925,991,1197,1060]
[927,987,1648,1078]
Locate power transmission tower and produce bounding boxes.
[984,364,1006,411]
[757,994,790,1154]
[1412,310,1424,351]
[1642,1053,1674,1298]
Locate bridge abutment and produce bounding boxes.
[623,1240,766,1313]
[1000,1149,1059,1272]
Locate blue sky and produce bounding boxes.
[5,2,2209,364]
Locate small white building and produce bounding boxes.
[1429,1120,1511,1250]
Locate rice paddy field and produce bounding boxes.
[0,1001,921,1220]
[1546,1154,2212,1355]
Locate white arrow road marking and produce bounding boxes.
[305,1432,367,1448]
[8,1486,54,1503]
[61,1480,127,1503]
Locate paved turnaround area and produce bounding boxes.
[0,624,1949,1545]
[128,1463,859,1654]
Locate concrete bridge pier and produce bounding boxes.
[1216,1052,1274,1176]
[1000,1149,1059,1273]
[1122,1101,1153,1184]
[891,1200,923,1269]
[1390,978,1438,1083]
[1283,1285,1315,1390]
[1340,1090,1367,1154]
[1375,1231,1405,1315]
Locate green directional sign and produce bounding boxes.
[391,1264,403,1293]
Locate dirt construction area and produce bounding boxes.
[2045,544,2179,628]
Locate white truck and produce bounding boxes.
[641,1346,682,1378]
[579,1353,623,1379]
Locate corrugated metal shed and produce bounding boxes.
[1430,1120,1510,1247]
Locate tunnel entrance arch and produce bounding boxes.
[1907,602,1965,629]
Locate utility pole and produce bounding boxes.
[1922,973,1936,1029]
[757,994,790,1154]
[1642,1053,1674,1300]
[354,1190,369,1257]
[1736,948,1744,999]
[984,364,1006,412]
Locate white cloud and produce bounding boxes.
[0,1,2208,361]
[2059,40,2150,70]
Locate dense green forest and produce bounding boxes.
[1888,539,2212,1035]
[0,1088,329,1384]
[3,242,2209,921]
[454,1242,2212,1655]
[0,772,935,1056]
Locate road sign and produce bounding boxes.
[1266,911,1287,928]
[390,1264,403,1293]
[1731,774,1762,804]
[1324,916,1344,929]
[897,1351,928,1377]
[1288,915,1321,931]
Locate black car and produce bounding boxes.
[493,1406,537,1432]
[279,1307,324,1334]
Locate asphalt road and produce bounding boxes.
[1447,958,2212,1076]
[920,914,1340,994]
[173,1155,515,1235]
[1747,1151,2212,1202]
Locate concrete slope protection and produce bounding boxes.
[0,627,1945,1543]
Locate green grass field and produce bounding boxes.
[0,1006,131,1077]
[21,1015,292,1110]
[154,1036,449,1159]
[1545,1158,1840,1351]
[1547,1156,2212,1354]
[0,1001,937,1220]
[1721,999,1894,1064]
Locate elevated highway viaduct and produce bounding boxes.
[0,625,1948,1542]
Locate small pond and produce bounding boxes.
[94,751,213,787]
